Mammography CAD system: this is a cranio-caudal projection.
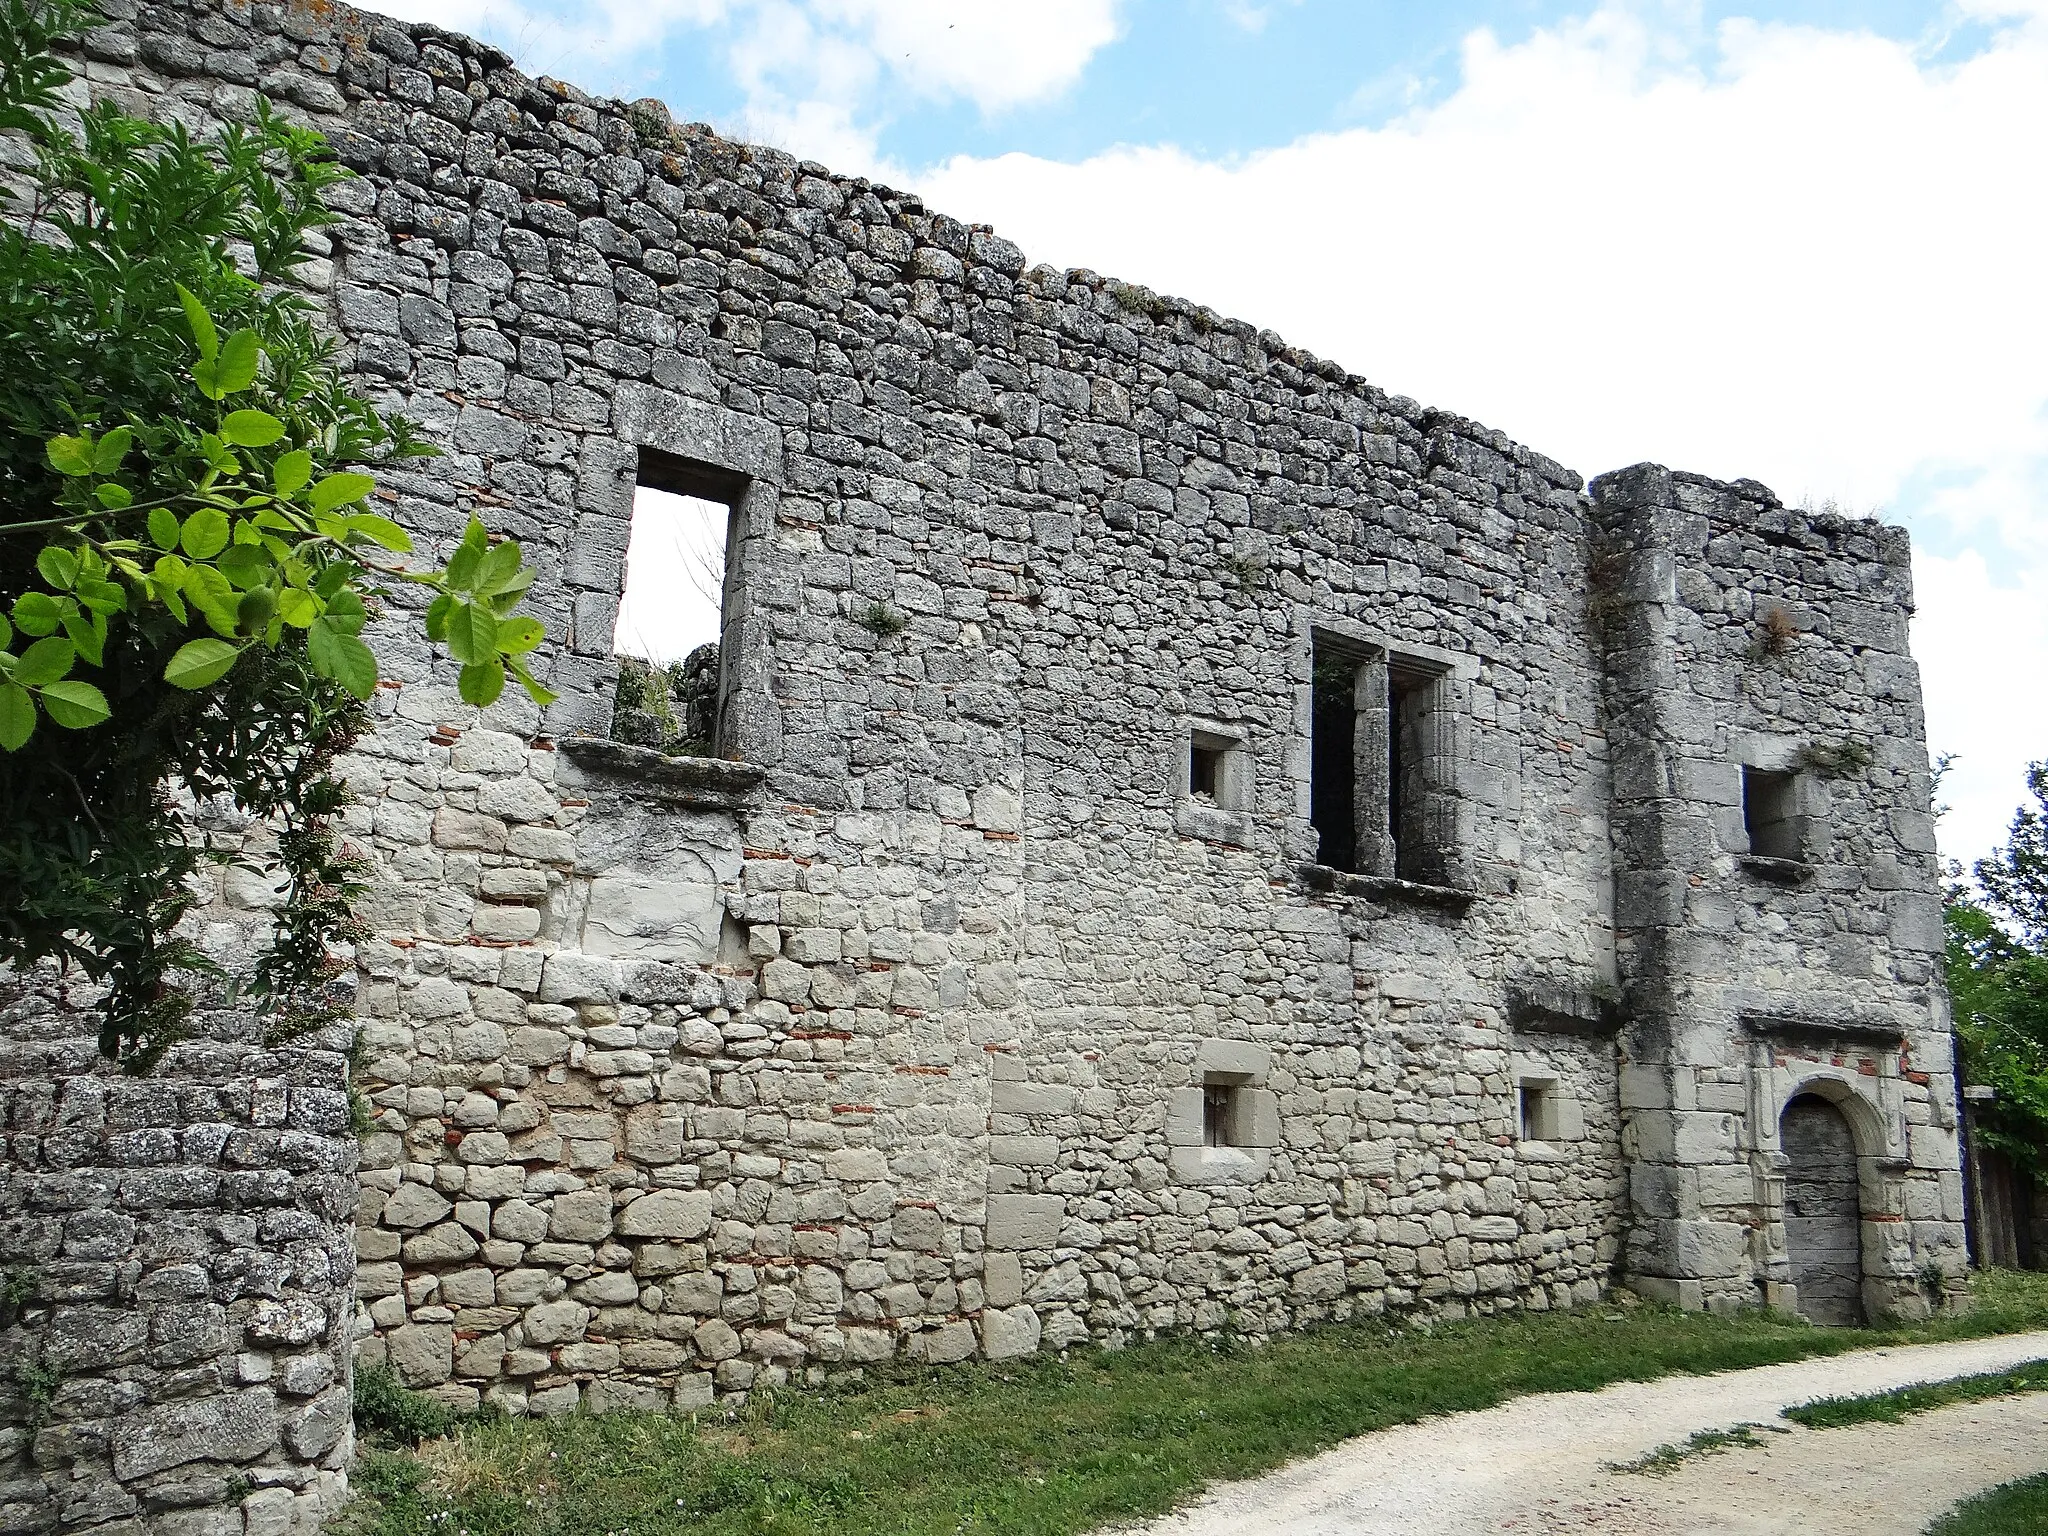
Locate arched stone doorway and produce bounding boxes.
[1781,1094,1865,1325]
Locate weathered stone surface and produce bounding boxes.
[617,1189,714,1239]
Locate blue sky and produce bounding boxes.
[392,0,2048,866]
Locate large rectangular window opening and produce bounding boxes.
[610,448,745,755]
[1742,766,1804,861]
[1310,633,1464,886]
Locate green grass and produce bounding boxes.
[1786,1362,2048,1429]
[1609,1421,1789,1476]
[1928,1472,2048,1535]
[339,1270,2048,1536]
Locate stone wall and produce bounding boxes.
[0,987,356,1535]
[26,0,1967,1442]
[1592,467,1968,1319]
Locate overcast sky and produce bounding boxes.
[385,0,2048,870]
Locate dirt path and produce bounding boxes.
[1124,1330,2048,1535]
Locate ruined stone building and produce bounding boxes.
[0,0,1972,1527]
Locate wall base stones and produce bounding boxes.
[0,986,358,1535]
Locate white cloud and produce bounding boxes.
[913,4,2048,862]
[1219,0,1301,34]
[811,0,1122,111]
[1915,551,2048,867]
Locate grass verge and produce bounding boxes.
[1786,1362,2048,1429]
[1928,1472,2048,1535]
[1608,1421,1790,1475]
[340,1269,2048,1536]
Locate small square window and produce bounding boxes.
[1203,1080,1240,1147]
[1183,726,1248,812]
[1190,743,1223,801]
[1519,1081,1560,1142]
[1743,767,1804,861]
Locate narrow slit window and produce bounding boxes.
[1309,637,1360,872]
[1519,1082,1559,1142]
[1190,742,1223,801]
[610,449,744,755]
[1202,1080,1239,1147]
[1742,767,1803,861]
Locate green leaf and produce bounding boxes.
[0,613,10,649]
[345,513,412,553]
[308,472,376,515]
[94,482,133,510]
[180,507,231,560]
[322,586,367,636]
[505,652,558,707]
[425,593,452,642]
[183,564,240,638]
[443,600,498,666]
[218,543,270,590]
[92,426,134,475]
[217,329,261,395]
[44,434,92,477]
[163,638,243,689]
[496,614,544,655]
[473,539,523,598]
[221,409,284,447]
[36,546,77,589]
[277,588,319,628]
[73,578,125,616]
[13,636,74,689]
[458,661,505,707]
[444,518,490,590]
[176,283,219,364]
[39,680,109,730]
[193,357,222,401]
[148,507,181,551]
[61,611,104,669]
[0,683,32,751]
[12,592,63,636]
[307,620,378,699]
[273,448,312,498]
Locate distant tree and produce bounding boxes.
[1947,762,2048,1182]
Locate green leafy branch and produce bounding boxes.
[0,288,553,751]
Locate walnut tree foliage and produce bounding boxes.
[0,1,551,1067]
[1947,761,2048,1184]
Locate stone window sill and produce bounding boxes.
[558,738,765,810]
[1739,854,1814,885]
[1168,1145,1271,1186]
[1296,863,1478,911]
[1175,798,1255,848]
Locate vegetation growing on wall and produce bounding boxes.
[1947,761,2048,1183]
[0,0,550,1065]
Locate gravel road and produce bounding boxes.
[1123,1330,2048,1535]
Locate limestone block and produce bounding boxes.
[824,1147,889,1181]
[991,1080,1078,1116]
[916,1320,979,1363]
[473,904,542,942]
[619,1188,714,1239]
[971,785,1022,833]
[521,1301,590,1345]
[580,875,720,963]
[111,1389,280,1480]
[985,1194,1064,1250]
[982,1252,1024,1308]
[990,1135,1060,1167]
[1197,1038,1270,1078]
[478,775,559,823]
[386,1323,455,1387]
[549,1191,614,1242]
[892,1204,946,1251]
[382,1183,452,1230]
[539,952,619,1004]
[977,1304,1041,1360]
[433,808,508,852]
[694,1317,742,1360]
